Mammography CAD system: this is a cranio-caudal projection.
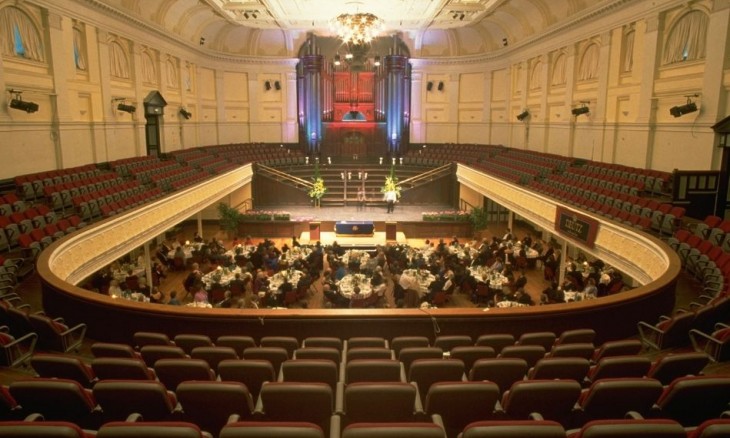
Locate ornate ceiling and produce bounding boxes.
[91,0,621,57]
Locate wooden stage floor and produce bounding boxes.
[265,204,454,222]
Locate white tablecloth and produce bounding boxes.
[268,270,305,294]
[202,266,242,288]
[399,269,436,298]
[337,274,373,299]
[468,266,509,290]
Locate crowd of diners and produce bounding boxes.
[86,229,626,310]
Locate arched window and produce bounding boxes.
[73,26,87,70]
[622,29,635,73]
[109,40,130,79]
[578,43,599,81]
[0,6,45,61]
[551,53,566,86]
[662,10,708,65]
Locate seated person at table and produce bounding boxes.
[349,287,366,308]
[108,279,123,297]
[215,290,234,308]
[583,278,598,298]
[137,278,151,297]
[193,232,204,243]
[168,290,182,306]
[240,292,259,309]
[490,257,504,273]
[150,287,164,304]
[193,286,209,304]
[276,280,293,307]
[514,288,534,306]
[513,271,527,291]
[323,283,349,309]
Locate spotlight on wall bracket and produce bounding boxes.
[113,98,136,114]
[437,81,444,92]
[571,103,590,117]
[426,81,433,92]
[179,108,192,120]
[670,95,699,118]
[274,81,281,91]
[8,90,39,113]
[264,81,272,91]
[516,110,530,121]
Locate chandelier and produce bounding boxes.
[333,13,383,45]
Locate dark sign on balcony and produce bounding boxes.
[554,206,599,248]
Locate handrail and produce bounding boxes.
[256,163,314,188]
[460,198,476,211]
[234,198,253,212]
[397,163,453,189]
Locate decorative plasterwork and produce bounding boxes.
[46,166,254,285]
[456,164,674,285]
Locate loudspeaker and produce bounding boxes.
[426,81,433,92]
[274,81,281,90]
[437,81,444,91]
[516,110,529,121]
[264,81,272,91]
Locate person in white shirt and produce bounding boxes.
[384,190,397,213]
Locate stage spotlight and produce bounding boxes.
[334,54,341,66]
[379,157,383,165]
[502,38,508,47]
[243,12,249,19]
[9,98,38,113]
[571,106,590,117]
[327,156,331,165]
[516,110,529,121]
[460,13,465,20]
[426,81,433,92]
[437,81,444,91]
[274,81,281,90]
[264,81,271,91]
[374,56,381,67]
[670,101,698,118]
[117,103,136,114]
[305,156,309,164]
[179,108,192,119]
[199,37,205,46]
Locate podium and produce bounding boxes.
[309,221,320,241]
[385,221,397,242]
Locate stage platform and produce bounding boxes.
[299,231,407,247]
[264,204,453,222]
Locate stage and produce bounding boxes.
[266,204,453,222]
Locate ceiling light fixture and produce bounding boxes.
[333,13,383,45]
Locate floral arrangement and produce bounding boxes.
[380,164,401,198]
[240,210,291,221]
[422,210,470,222]
[309,162,327,200]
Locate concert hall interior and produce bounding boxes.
[1,0,730,436]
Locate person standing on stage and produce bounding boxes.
[357,186,367,211]
[384,190,397,213]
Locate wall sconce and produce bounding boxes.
[274,81,281,91]
[437,81,444,92]
[516,110,530,121]
[571,104,590,117]
[334,54,341,66]
[327,156,331,165]
[305,156,309,164]
[379,157,383,165]
[426,81,433,92]
[670,95,699,118]
[264,81,272,91]
[179,107,192,119]
[8,90,38,113]
[374,56,381,67]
